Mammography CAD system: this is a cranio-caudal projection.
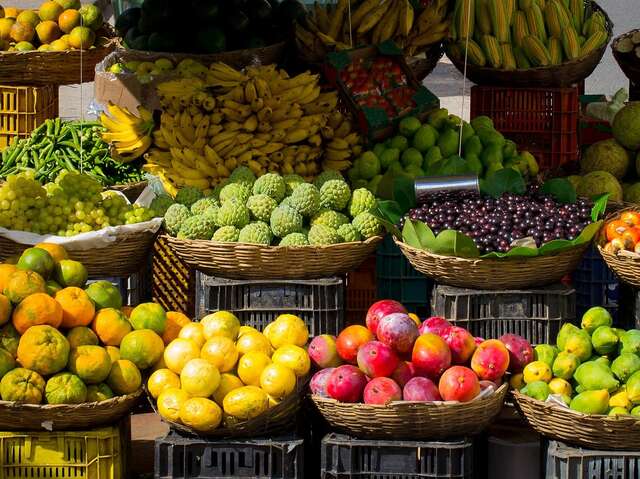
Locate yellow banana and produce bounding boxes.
[245,80,258,104]
[357,0,393,34]
[243,115,258,132]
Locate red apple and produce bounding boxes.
[327,365,368,403]
[403,376,441,401]
[365,300,407,336]
[363,377,402,404]
[411,333,451,379]
[419,316,452,337]
[357,341,399,378]
[377,312,419,354]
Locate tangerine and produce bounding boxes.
[12,292,63,334]
[91,308,132,346]
[55,287,95,328]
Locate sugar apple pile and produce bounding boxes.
[162,167,383,245]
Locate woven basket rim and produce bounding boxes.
[109,180,148,189]
[162,234,383,251]
[0,388,142,411]
[122,41,286,62]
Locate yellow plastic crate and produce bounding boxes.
[0,425,122,479]
[0,84,59,149]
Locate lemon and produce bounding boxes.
[548,377,572,397]
[157,387,189,423]
[179,397,222,433]
[271,345,310,377]
[265,314,308,348]
[178,323,206,348]
[523,360,552,384]
[212,373,244,406]
[201,311,240,340]
[236,332,272,357]
[163,338,200,374]
[238,325,259,338]
[237,351,272,386]
[147,368,180,399]
[180,358,220,397]
[201,337,238,372]
[260,363,296,399]
[222,385,269,420]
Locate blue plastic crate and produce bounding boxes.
[571,245,619,322]
[376,236,432,317]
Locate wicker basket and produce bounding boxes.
[109,181,148,204]
[0,25,118,86]
[394,237,590,290]
[596,207,640,287]
[513,391,640,450]
[0,228,157,277]
[311,383,508,440]
[612,29,640,85]
[162,234,383,280]
[0,389,141,431]
[446,3,612,87]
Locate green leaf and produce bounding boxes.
[538,239,575,255]
[373,201,402,238]
[480,168,526,198]
[393,174,417,214]
[402,220,422,248]
[431,229,480,258]
[414,221,436,248]
[591,194,609,222]
[573,220,603,245]
[541,178,577,204]
[481,246,539,259]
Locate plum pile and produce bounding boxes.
[403,185,593,254]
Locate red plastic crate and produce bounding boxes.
[345,255,376,326]
[470,85,579,171]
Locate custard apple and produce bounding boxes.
[202,205,219,224]
[150,195,175,216]
[280,197,292,208]
[238,222,272,245]
[337,223,362,243]
[348,188,376,217]
[247,194,277,222]
[308,224,340,245]
[352,212,383,238]
[216,199,250,228]
[313,169,343,189]
[289,183,321,217]
[191,197,219,215]
[270,205,303,238]
[279,232,309,246]
[175,187,204,208]
[253,173,286,202]
[229,166,256,186]
[311,209,350,230]
[219,183,251,204]
[212,226,240,242]
[283,174,306,195]
[164,204,191,236]
[212,179,230,200]
[176,215,216,240]
[320,180,351,210]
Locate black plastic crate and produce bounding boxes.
[195,273,345,336]
[614,284,640,330]
[546,440,640,479]
[155,433,304,479]
[572,245,619,321]
[376,236,432,318]
[321,433,474,479]
[430,284,575,344]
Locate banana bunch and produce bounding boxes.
[100,102,154,163]
[296,0,449,61]
[146,62,363,194]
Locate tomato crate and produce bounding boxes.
[470,85,579,172]
[546,440,640,479]
[571,245,619,323]
[195,274,345,336]
[430,284,575,345]
[0,424,125,479]
[155,433,304,479]
[152,236,196,317]
[345,255,376,326]
[321,433,474,479]
[0,84,58,150]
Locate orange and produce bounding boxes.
[55,259,88,288]
[222,386,269,420]
[264,314,309,348]
[201,337,238,372]
[179,397,222,433]
[119,329,164,370]
[55,287,95,328]
[17,325,70,376]
[5,270,46,304]
[105,345,120,364]
[86,383,114,402]
[212,373,244,406]
[271,345,310,378]
[34,243,68,263]
[200,311,240,340]
[162,311,191,345]
[121,305,134,318]
[3,8,20,19]
[38,1,63,22]
[236,332,272,357]
[606,220,628,241]
[259,363,296,399]
[68,25,94,49]
[68,345,112,384]
[0,264,17,292]
[12,292,63,334]
[57,9,80,33]
[129,302,166,334]
[91,308,132,346]
[178,322,205,348]
[55,0,81,10]
[10,22,35,43]
[0,18,14,41]
[45,280,62,296]
[16,10,40,28]
[0,367,45,404]
[147,368,180,399]
[85,280,122,310]
[0,323,20,358]
[44,372,87,404]
[237,351,272,387]
[66,326,99,348]
[0,347,15,378]
[623,227,640,249]
[180,358,221,398]
[106,359,141,395]
[163,338,200,375]
[17,247,54,279]
[157,387,189,423]
[0,294,11,326]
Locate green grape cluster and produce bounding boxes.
[0,170,155,236]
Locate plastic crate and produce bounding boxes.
[430,284,575,344]
[152,236,196,316]
[0,84,58,150]
[376,236,432,318]
[0,425,123,479]
[631,81,640,102]
[321,433,473,479]
[470,85,579,171]
[616,284,640,330]
[546,440,640,479]
[155,433,304,479]
[195,274,345,336]
[345,255,377,325]
[571,245,619,322]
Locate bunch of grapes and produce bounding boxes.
[403,185,593,255]
[0,171,155,236]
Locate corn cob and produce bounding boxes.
[562,26,580,60]
[513,46,532,68]
[525,5,547,43]
[518,0,533,9]
[501,43,517,70]
[512,10,529,47]
[505,0,516,25]
[587,11,607,37]
[581,17,591,36]
[456,0,476,39]
[461,38,487,66]
[580,30,608,56]
[544,2,563,39]
[536,0,546,9]
[569,0,584,32]
[522,35,550,66]
[481,34,503,67]
[548,36,563,64]
[475,0,493,34]
[552,0,573,28]
[488,0,510,42]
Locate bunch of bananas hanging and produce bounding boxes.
[295,0,450,61]
[144,62,363,194]
[100,103,155,163]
